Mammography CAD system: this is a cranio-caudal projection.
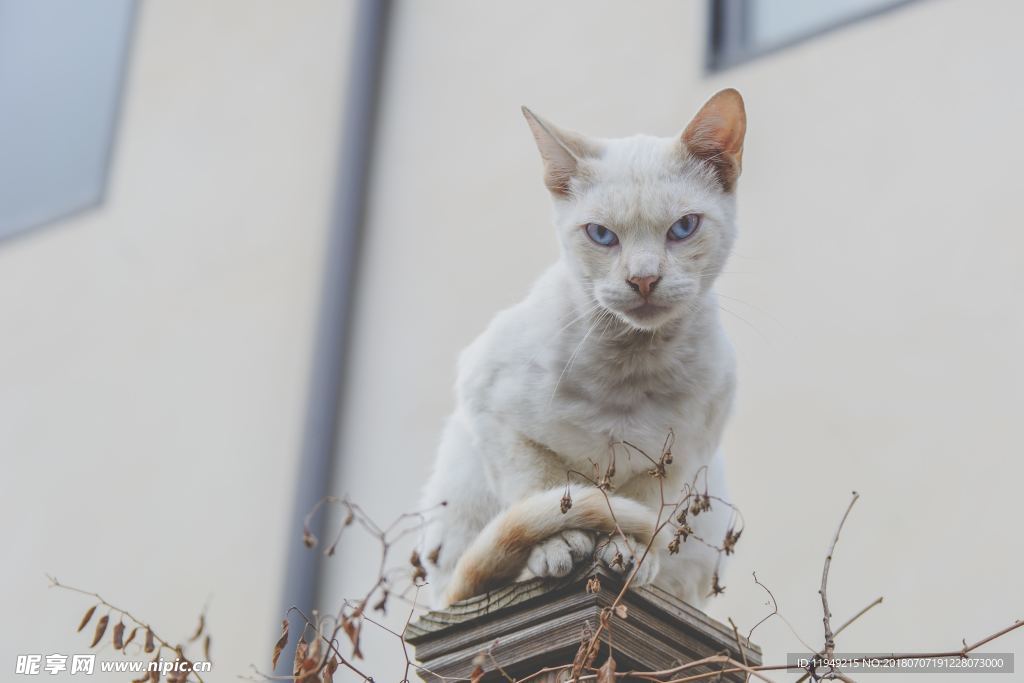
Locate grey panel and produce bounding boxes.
[0,0,135,240]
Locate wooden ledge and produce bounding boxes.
[409,567,761,681]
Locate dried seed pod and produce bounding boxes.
[188,613,205,641]
[410,550,427,583]
[571,634,598,675]
[614,604,628,620]
[307,634,321,668]
[112,621,125,650]
[90,614,109,648]
[77,605,97,632]
[292,638,308,676]
[372,590,388,614]
[723,527,742,556]
[322,655,339,683]
[560,490,573,513]
[597,655,617,683]
[709,571,726,597]
[427,544,442,566]
[341,616,362,659]
[271,619,289,669]
[302,523,318,549]
[611,551,624,569]
[123,627,138,650]
[166,652,186,683]
[144,627,155,653]
[203,634,211,662]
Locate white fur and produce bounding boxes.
[420,96,743,608]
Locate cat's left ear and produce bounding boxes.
[682,88,747,192]
[522,107,600,197]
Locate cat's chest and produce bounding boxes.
[471,306,731,472]
[529,371,709,473]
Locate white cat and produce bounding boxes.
[419,89,746,609]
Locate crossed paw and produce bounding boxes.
[526,530,659,585]
[596,534,660,585]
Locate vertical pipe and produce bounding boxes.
[275,0,391,674]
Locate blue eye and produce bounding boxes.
[584,223,619,247]
[668,214,702,241]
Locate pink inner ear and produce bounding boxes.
[522,107,601,197]
[682,90,746,191]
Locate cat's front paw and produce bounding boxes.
[597,535,660,586]
[527,529,596,578]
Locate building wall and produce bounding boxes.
[325,0,1024,679]
[5,1,1021,680]
[1,0,354,676]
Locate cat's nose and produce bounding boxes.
[626,275,661,298]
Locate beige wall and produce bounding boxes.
[5,1,1021,680]
[2,0,354,676]
[324,0,1024,679]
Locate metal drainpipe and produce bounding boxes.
[275,0,391,674]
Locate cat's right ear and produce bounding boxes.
[522,107,598,197]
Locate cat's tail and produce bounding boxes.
[441,485,658,605]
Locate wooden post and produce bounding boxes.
[408,567,761,681]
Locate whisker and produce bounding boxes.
[715,292,786,330]
[548,310,606,407]
[717,302,773,346]
[524,302,602,367]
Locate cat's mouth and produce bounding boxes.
[624,301,673,323]
[597,294,682,331]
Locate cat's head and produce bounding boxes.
[524,89,746,332]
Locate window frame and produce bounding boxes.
[706,0,919,72]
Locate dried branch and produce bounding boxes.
[792,595,883,683]
[47,575,208,683]
[49,430,1019,683]
[820,491,859,660]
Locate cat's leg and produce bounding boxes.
[526,529,596,578]
[649,451,733,607]
[419,414,500,606]
[482,428,601,580]
[591,451,732,591]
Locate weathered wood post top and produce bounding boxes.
[408,567,761,681]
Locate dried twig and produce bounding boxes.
[792,595,883,683]
[47,575,207,683]
[51,431,1019,683]
[820,491,859,660]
